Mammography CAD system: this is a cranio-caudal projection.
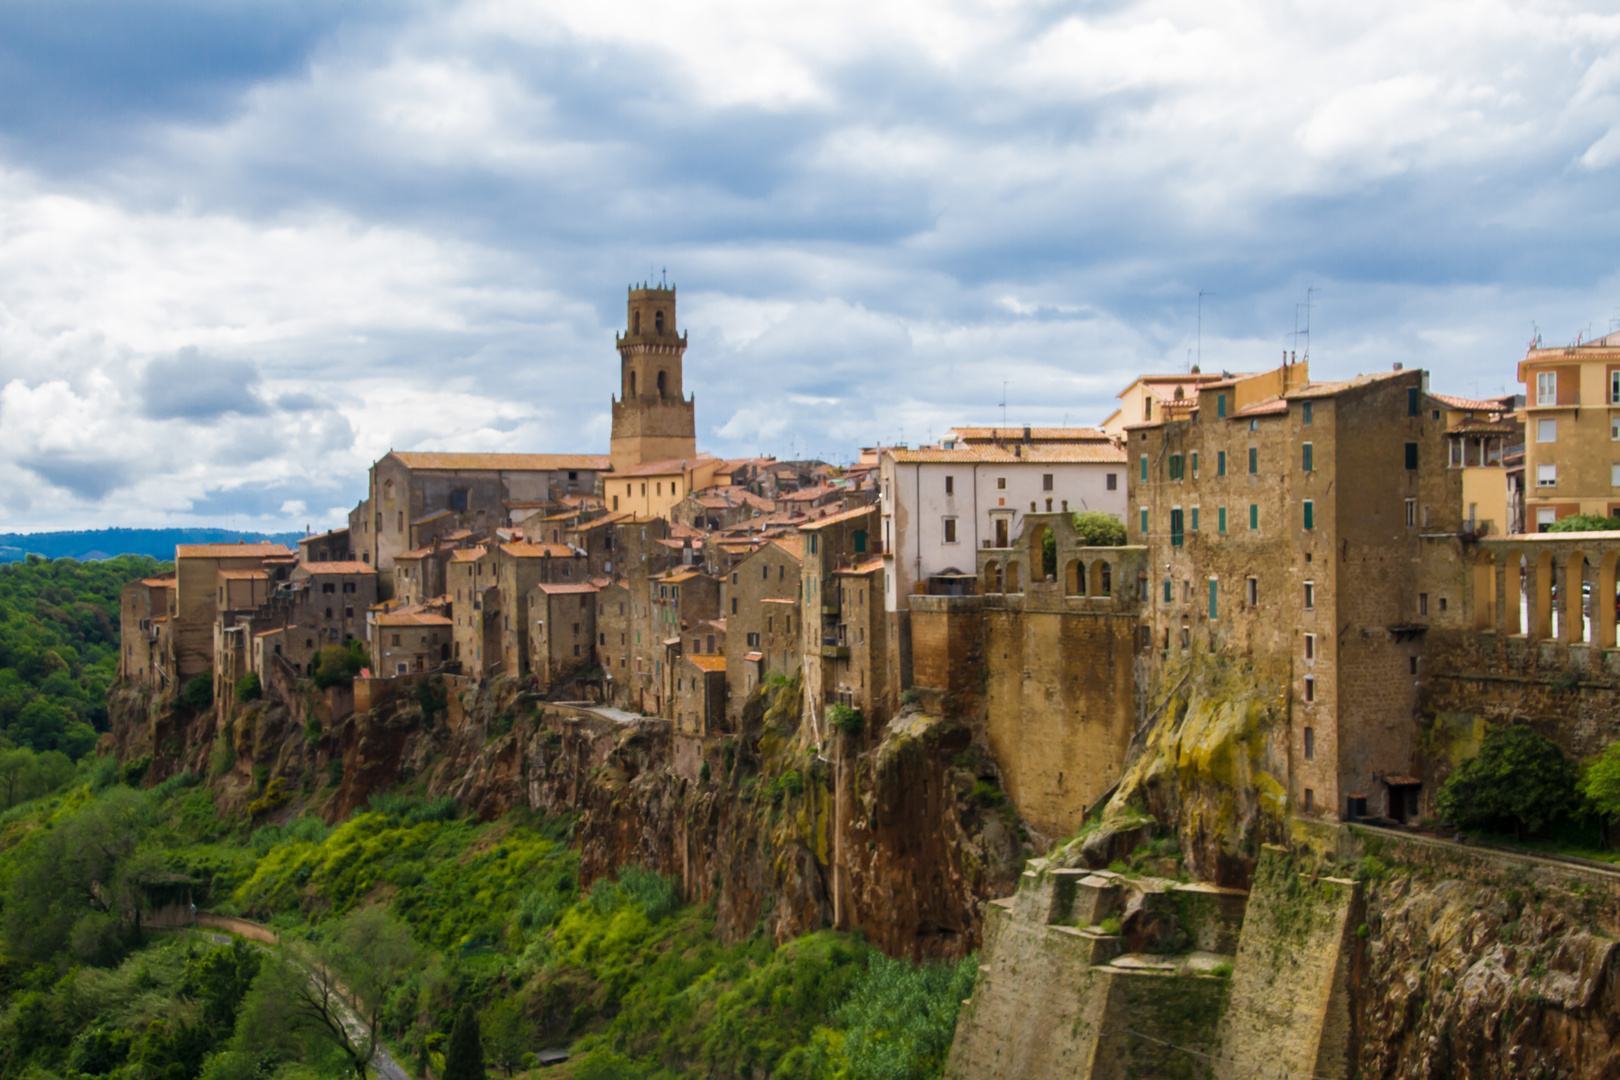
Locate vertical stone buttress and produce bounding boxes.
[610,285,697,474]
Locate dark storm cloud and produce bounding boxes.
[19,452,133,501]
[141,349,269,421]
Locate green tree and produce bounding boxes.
[1437,724,1576,839]
[313,641,367,690]
[1578,741,1620,827]
[479,996,534,1077]
[1072,511,1126,547]
[235,672,262,702]
[1040,528,1057,579]
[1548,513,1620,532]
[182,673,213,712]
[443,1003,488,1080]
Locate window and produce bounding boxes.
[854,530,867,553]
[1217,451,1227,477]
[1249,504,1258,530]
[1538,419,1557,443]
[450,488,469,511]
[322,582,336,594]
[1537,464,1557,487]
[1246,576,1258,607]
[1407,387,1419,416]
[1537,371,1557,405]
[945,475,954,495]
[1163,578,1173,604]
[1190,451,1200,476]
[1140,456,1148,482]
[747,632,760,647]
[1611,369,1620,404]
[1404,443,1418,470]
[1304,581,1315,609]
[1304,633,1315,660]
[1613,464,1620,487]
[1190,506,1199,531]
[1304,676,1316,702]
[1303,500,1314,530]
[1140,509,1149,534]
[1208,578,1218,620]
[1419,593,1429,615]
[1440,597,1448,612]
[1248,447,1258,474]
[1304,726,1315,758]
[1249,419,1259,432]
[731,597,738,614]
[1106,472,1118,491]
[1218,507,1227,534]
[343,582,356,593]
[391,633,401,646]
[1537,507,1556,530]
[1170,507,1184,546]
[809,535,819,554]
[1405,498,1416,526]
[1042,473,1054,491]
[1302,401,1313,425]
[1409,656,1419,674]
[1302,443,1313,472]
[1217,394,1227,418]
[997,476,1007,490]
[1612,417,1620,440]
[1169,455,1183,481]
[943,517,958,543]
[1304,788,1315,812]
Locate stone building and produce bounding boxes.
[492,541,589,677]
[372,610,454,675]
[119,575,176,686]
[290,562,376,648]
[797,506,883,723]
[1099,372,1241,436]
[879,435,1127,693]
[447,546,497,673]
[170,542,295,681]
[610,284,698,475]
[673,653,727,734]
[721,538,803,721]
[298,527,353,563]
[640,569,720,716]
[1517,330,1620,528]
[1128,360,1473,822]
[352,451,609,580]
[595,581,634,704]
[527,582,599,688]
[606,456,720,518]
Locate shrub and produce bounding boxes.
[1437,724,1576,839]
[182,673,214,712]
[312,640,367,690]
[698,761,711,784]
[899,688,921,707]
[1548,513,1620,533]
[1579,741,1620,825]
[1098,916,1123,936]
[1072,510,1127,547]
[234,673,262,703]
[586,865,680,924]
[828,703,864,736]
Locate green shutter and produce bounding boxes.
[1217,395,1227,418]
[1303,443,1313,472]
[1248,447,1258,474]
[1217,451,1226,477]
[1218,507,1227,533]
[1250,504,1259,530]
[1191,507,1200,531]
[1302,401,1313,425]
[1141,455,1149,481]
[1303,500,1314,530]
[1208,579,1218,620]
[1140,509,1149,534]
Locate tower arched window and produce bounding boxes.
[657,371,667,398]
[655,310,665,333]
[633,311,641,335]
[629,371,637,397]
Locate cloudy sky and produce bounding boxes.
[1,0,1618,531]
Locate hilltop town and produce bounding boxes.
[120,283,1620,837]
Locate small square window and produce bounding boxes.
[1537,418,1557,443]
[943,517,958,543]
[1537,464,1557,487]
[1042,473,1054,491]
[997,476,1007,490]
[945,475,954,495]
[1106,472,1118,491]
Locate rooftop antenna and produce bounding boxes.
[1001,381,1008,426]
[661,266,667,287]
[1197,289,1215,371]
[1303,286,1315,357]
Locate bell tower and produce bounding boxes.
[610,284,697,473]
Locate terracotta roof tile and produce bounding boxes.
[535,582,600,594]
[684,654,728,673]
[176,543,293,559]
[375,611,454,627]
[886,444,1126,464]
[297,561,376,575]
[498,542,575,558]
[797,505,876,530]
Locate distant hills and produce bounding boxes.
[0,527,308,563]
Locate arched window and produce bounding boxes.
[633,310,641,334]
[655,310,666,333]
[657,371,667,398]
[629,371,637,397]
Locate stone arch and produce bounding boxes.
[984,562,1002,594]
[1092,560,1112,596]
[655,309,666,333]
[1006,561,1022,593]
[1534,550,1554,640]
[1601,551,1619,649]
[1472,549,1496,630]
[1067,559,1086,596]
[1503,551,1524,635]
[1566,549,1589,643]
[657,370,668,398]
[633,310,641,335]
[629,370,637,397]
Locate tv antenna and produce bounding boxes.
[1197,290,1216,371]
[1000,381,1008,426]
[661,266,667,287]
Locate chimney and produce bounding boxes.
[1393,362,1403,371]
[1022,425,1032,445]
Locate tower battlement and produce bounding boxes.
[610,283,696,473]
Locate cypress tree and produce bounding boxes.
[442,1003,487,1080]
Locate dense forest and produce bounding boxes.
[0,772,972,1079]
[0,556,165,804]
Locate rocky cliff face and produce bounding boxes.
[108,675,1025,958]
